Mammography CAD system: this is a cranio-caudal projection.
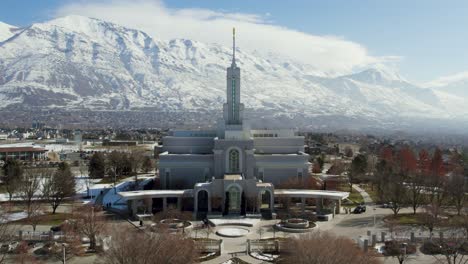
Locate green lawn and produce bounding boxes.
[388,213,422,225]
[337,184,364,205]
[361,184,379,203]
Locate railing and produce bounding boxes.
[247,239,281,253]
[16,231,70,242]
[195,239,222,253]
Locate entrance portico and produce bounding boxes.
[119,190,193,218]
[119,178,348,220]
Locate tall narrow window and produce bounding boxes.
[297,171,303,181]
[231,78,236,122]
[229,149,240,173]
[165,170,170,188]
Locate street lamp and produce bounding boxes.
[62,243,66,264]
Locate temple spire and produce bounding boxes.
[232,27,236,66]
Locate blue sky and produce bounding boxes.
[1,0,468,82]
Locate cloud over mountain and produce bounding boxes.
[53,0,392,75]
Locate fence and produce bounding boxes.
[195,239,222,254]
[16,230,71,242]
[247,239,281,253]
[357,229,467,252]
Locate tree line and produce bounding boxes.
[88,150,154,179]
[349,146,466,216]
[1,160,76,231]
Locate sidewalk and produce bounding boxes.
[352,184,373,204]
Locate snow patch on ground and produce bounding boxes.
[0,211,28,223]
[250,252,279,261]
[209,218,259,227]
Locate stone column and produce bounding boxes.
[131,200,137,218]
[381,232,386,243]
[372,234,377,247]
[145,198,153,214]
[162,197,167,211]
[257,194,262,214]
[208,194,212,213]
[335,199,341,214]
[177,197,182,211]
[315,198,323,212]
[301,197,306,214]
[270,191,275,213]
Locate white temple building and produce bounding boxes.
[119,29,348,219]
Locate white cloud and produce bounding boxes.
[424,71,468,88]
[54,0,392,75]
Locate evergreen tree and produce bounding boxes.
[2,159,23,201]
[89,152,106,179]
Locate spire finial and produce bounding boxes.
[232,27,236,65]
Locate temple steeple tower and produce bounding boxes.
[232,27,236,66]
[224,27,243,126]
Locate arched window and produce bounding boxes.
[229,149,240,173]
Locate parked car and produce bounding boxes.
[50,225,61,232]
[353,205,366,214]
[381,202,394,208]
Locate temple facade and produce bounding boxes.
[120,30,348,219]
[158,29,309,190]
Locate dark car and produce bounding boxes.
[50,225,61,232]
[360,204,367,212]
[353,205,366,214]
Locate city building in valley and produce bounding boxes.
[0,145,47,161]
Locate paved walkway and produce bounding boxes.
[352,184,373,204]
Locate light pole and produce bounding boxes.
[62,243,66,264]
[373,207,376,226]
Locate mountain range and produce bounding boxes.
[0,16,467,131]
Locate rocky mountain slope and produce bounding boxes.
[0,16,467,128]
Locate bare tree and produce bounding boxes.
[70,205,107,251]
[98,226,196,264]
[452,214,468,239]
[141,156,154,174]
[0,203,15,264]
[152,209,193,234]
[42,162,76,214]
[19,168,49,231]
[430,232,467,264]
[384,239,415,264]
[382,173,408,216]
[129,150,145,188]
[447,169,466,216]
[13,241,42,264]
[421,204,442,239]
[26,203,44,232]
[277,231,381,264]
[51,223,85,263]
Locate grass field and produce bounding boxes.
[336,184,364,206]
[361,184,379,203]
[385,213,423,225]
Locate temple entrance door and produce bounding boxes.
[225,185,242,215]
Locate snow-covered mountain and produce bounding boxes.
[0,15,467,128]
[0,22,18,42]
